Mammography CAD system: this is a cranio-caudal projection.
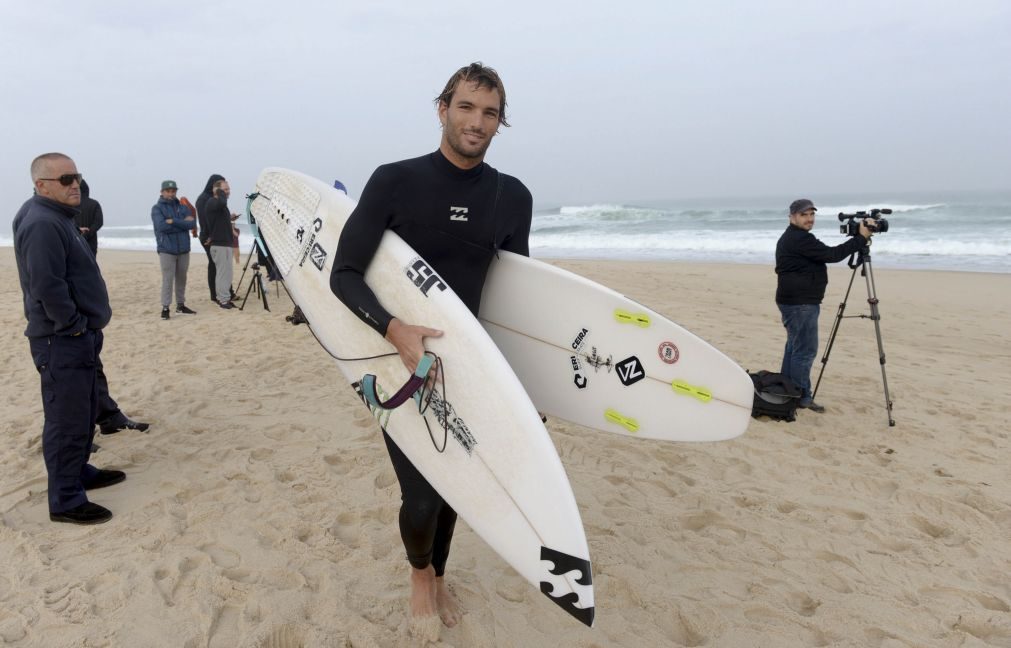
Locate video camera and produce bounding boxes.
[839,208,891,236]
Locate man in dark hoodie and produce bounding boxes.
[66,182,150,434]
[13,152,126,525]
[205,179,238,309]
[74,179,103,255]
[196,173,227,302]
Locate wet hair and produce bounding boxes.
[434,62,509,128]
[30,152,72,182]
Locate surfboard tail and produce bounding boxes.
[540,546,595,627]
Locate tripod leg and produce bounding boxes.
[239,269,258,310]
[235,242,257,294]
[863,261,895,426]
[812,264,858,400]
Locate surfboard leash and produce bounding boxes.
[416,355,449,453]
[352,348,451,454]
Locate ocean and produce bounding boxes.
[5,192,1009,273]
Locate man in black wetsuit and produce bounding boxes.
[331,62,532,632]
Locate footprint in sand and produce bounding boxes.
[374,468,397,489]
[252,624,307,648]
[332,511,361,546]
[322,453,354,476]
[199,543,241,569]
[250,447,275,462]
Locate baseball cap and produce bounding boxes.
[161,180,178,191]
[789,198,817,214]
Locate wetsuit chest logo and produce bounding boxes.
[449,206,469,222]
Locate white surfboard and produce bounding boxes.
[249,168,594,627]
[479,252,753,442]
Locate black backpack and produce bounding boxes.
[749,371,803,422]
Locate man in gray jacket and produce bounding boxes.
[13,152,126,525]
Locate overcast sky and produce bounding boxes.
[2,0,1008,226]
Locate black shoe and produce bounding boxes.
[84,469,126,490]
[219,301,236,310]
[176,304,197,314]
[161,307,170,320]
[99,414,150,435]
[798,400,826,413]
[50,502,112,525]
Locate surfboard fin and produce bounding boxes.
[613,309,651,328]
[604,409,640,433]
[671,380,713,402]
[361,354,435,411]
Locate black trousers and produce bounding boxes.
[29,330,103,513]
[94,357,122,426]
[203,243,217,301]
[382,431,457,576]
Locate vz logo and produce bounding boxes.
[309,242,327,271]
[405,258,448,296]
[449,206,469,222]
[616,356,645,386]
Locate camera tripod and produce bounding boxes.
[812,239,895,426]
[237,242,273,311]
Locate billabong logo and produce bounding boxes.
[309,243,327,271]
[405,258,448,296]
[616,356,645,386]
[450,206,469,221]
[539,546,594,627]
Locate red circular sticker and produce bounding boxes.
[658,341,679,364]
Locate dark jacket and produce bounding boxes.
[74,179,103,254]
[13,195,112,337]
[196,174,224,245]
[204,193,234,246]
[151,196,196,254]
[775,225,868,304]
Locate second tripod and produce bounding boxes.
[236,242,271,311]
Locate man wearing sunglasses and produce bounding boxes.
[13,152,125,525]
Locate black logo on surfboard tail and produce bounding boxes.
[540,546,594,627]
[309,242,327,271]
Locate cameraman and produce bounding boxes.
[775,198,871,413]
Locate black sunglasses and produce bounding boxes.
[39,173,83,187]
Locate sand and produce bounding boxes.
[1,249,1008,647]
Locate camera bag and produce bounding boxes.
[749,370,803,422]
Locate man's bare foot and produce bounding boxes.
[410,566,438,618]
[408,566,441,643]
[435,576,463,627]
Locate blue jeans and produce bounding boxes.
[778,304,820,401]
